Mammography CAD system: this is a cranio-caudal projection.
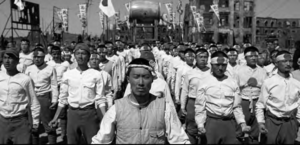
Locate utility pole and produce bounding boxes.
[252,0,257,45]
[229,0,234,46]
[239,0,245,44]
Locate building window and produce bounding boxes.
[244,1,254,11]
[234,16,239,28]
[278,22,282,27]
[220,13,229,26]
[292,21,297,27]
[256,30,260,35]
[265,21,268,27]
[270,21,274,27]
[244,17,252,28]
[256,20,260,26]
[220,0,229,8]
[234,1,240,11]
[265,30,268,34]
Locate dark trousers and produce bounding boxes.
[67,105,100,144]
[263,111,298,144]
[59,105,68,144]
[205,112,240,144]
[0,114,31,144]
[237,99,259,144]
[32,92,57,144]
[185,98,199,144]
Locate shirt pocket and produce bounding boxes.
[149,130,165,144]
[223,91,235,102]
[9,82,26,104]
[82,82,96,99]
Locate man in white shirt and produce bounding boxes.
[264,50,279,77]
[18,39,34,73]
[180,48,211,144]
[49,43,106,144]
[195,51,250,144]
[91,58,190,144]
[235,46,268,143]
[225,48,240,80]
[0,48,40,144]
[25,46,59,144]
[46,45,69,143]
[256,50,300,144]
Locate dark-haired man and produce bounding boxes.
[49,43,106,144]
[25,46,58,144]
[226,48,240,80]
[0,48,40,144]
[264,50,279,77]
[180,48,211,144]
[256,50,300,144]
[18,39,33,73]
[235,46,268,143]
[195,51,250,144]
[91,58,190,144]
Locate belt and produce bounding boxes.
[0,113,28,120]
[188,97,196,100]
[69,104,95,111]
[266,111,292,121]
[207,111,234,120]
[242,98,258,114]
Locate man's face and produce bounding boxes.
[271,52,278,63]
[128,67,153,97]
[276,54,292,73]
[33,51,45,67]
[227,51,238,64]
[217,44,223,50]
[89,56,100,69]
[97,47,108,61]
[64,55,71,62]
[51,50,61,61]
[257,54,266,67]
[212,63,227,78]
[107,47,113,55]
[21,41,30,53]
[185,52,195,66]
[196,52,208,68]
[74,49,89,65]
[3,54,19,71]
[245,51,258,66]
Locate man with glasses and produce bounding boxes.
[256,50,300,144]
[235,46,268,144]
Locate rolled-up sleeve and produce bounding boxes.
[165,102,190,144]
[180,74,189,110]
[58,73,69,108]
[95,74,106,108]
[175,69,183,102]
[256,82,269,123]
[50,68,59,103]
[27,79,41,126]
[92,105,116,144]
[233,87,246,125]
[195,88,207,128]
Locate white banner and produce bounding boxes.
[125,3,130,12]
[165,3,173,14]
[99,11,104,29]
[79,3,87,20]
[61,9,68,31]
[211,4,220,20]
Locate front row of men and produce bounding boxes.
[0,44,300,144]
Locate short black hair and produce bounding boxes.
[21,38,30,44]
[209,45,217,48]
[126,58,151,76]
[275,50,290,58]
[270,50,279,56]
[244,46,259,55]
[226,48,238,54]
[195,48,209,55]
[51,45,61,53]
[184,48,195,54]
[211,51,228,59]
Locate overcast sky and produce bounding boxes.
[0,0,189,36]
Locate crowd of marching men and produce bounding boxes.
[0,38,300,144]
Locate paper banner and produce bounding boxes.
[61,9,68,31]
[165,3,173,14]
[211,4,220,20]
[125,3,130,12]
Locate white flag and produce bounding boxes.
[99,0,116,17]
[14,0,25,11]
[61,9,68,31]
[211,4,220,20]
[125,3,130,12]
[165,3,173,14]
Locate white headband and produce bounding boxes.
[276,53,292,61]
[126,64,156,77]
[90,54,100,59]
[245,51,258,57]
[185,53,195,57]
[210,57,229,64]
[227,51,238,56]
